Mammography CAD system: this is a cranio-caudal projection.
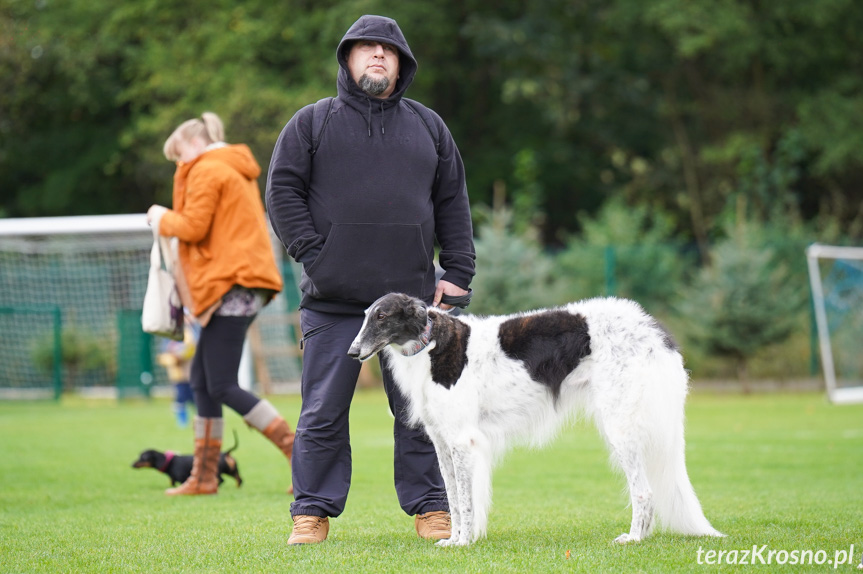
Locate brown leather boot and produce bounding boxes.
[262,416,295,461]
[165,417,222,496]
[244,400,295,494]
[262,416,295,494]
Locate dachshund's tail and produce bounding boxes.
[224,429,240,455]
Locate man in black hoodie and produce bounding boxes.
[266,15,475,545]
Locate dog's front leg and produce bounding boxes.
[432,441,462,547]
[444,442,475,546]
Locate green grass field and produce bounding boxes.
[1,389,861,573]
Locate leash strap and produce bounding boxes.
[440,289,473,309]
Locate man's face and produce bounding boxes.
[347,40,400,99]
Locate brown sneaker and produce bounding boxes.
[288,515,329,545]
[415,511,451,540]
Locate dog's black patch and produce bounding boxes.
[428,312,471,389]
[498,310,591,399]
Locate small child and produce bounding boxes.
[156,319,199,428]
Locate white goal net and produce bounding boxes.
[806,243,863,404]
[0,214,301,398]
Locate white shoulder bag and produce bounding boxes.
[141,222,184,340]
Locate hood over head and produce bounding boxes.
[336,15,417,104]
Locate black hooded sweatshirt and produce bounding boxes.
[266,15,476,315]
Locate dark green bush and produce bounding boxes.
[31,327,116,390]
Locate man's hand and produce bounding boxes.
[433,279,468,311]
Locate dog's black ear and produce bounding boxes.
[402,295,428,321]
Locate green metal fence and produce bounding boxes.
[0,305,63,400]
[116,309,154,399]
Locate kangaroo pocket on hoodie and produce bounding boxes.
[302,222,430,304]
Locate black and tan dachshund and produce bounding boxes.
[132,430,243,487]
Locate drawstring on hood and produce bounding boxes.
[363,95,388,137]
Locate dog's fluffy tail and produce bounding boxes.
[642,354,724,538]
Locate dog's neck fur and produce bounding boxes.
[399,316,434,357]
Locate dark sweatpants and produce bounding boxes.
[190,314,261,418]
[290,308,449,519]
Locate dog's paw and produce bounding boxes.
[614,533,641,544]
[435,537,471,548]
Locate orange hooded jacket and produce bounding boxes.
[159,144,283,318]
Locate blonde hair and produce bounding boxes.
[163,112,226,161]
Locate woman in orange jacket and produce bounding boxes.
[147,112,295,496]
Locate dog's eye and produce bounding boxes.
[376,312,387,321]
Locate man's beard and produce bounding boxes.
[358,74,390,97]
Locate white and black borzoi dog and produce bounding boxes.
[348,293,723,547]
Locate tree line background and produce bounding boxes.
[3,0,863,382]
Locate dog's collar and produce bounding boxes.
[400,316,434,357]
[159,451,175,473]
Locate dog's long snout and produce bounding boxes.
[347,339,362,359]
